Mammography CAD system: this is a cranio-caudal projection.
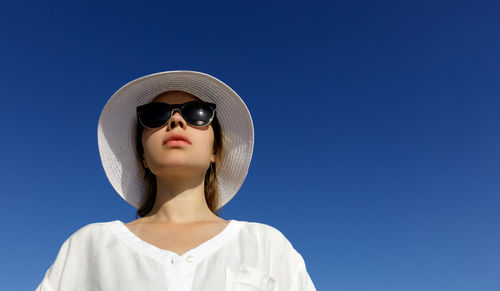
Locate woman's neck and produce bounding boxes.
[145,173,219,224]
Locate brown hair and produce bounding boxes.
[134,93,224,219]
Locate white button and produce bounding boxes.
[185,255,193,263]
[171,258,174,264]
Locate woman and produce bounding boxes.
[36,71,316,291]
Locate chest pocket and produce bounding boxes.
[225,266,278,291]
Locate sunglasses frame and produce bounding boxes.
[136,100,217,129]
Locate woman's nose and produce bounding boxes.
[166,109,186,130]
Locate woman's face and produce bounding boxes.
[141,91,216,178]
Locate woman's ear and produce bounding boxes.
[142,159,149,169]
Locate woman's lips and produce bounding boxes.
[163,133,192,146]
[165,140,191,146]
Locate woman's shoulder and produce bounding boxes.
[62,220,120,243]
[236,220,294,245]
[239,220,283,233]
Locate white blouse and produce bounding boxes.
[36,219,316,291]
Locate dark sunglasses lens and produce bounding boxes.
[139,103,170,128]
[182,102,214,126]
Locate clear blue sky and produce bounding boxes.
[1,1,499,290]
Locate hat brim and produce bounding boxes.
[97,71,254,210]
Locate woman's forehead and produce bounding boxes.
[152,90,200,104]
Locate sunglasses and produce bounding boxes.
[136,101,217,128]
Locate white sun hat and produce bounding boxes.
[97,71,254,210]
